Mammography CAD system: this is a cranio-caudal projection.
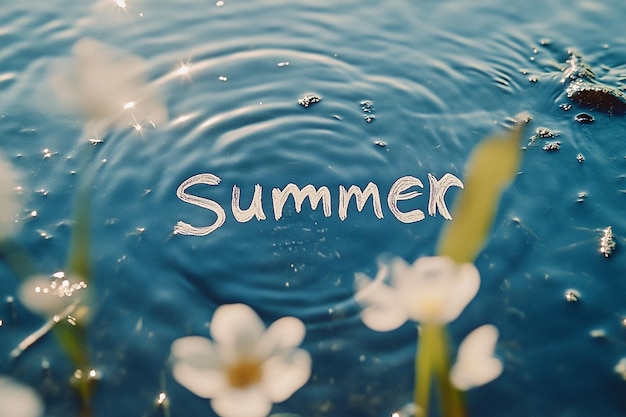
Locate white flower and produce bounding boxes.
[171,304,311,417]
[18,272,89,319]
[0,155,22,240]
[49,37,167,137]
[449,324,503,390]
[0,376,44,417]
[355,256,480,331]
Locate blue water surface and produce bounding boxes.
[1,1,626,416]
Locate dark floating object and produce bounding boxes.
[561,50,626,114]
[298,94,321,108]
[567,80,626,114]
[542,141,560,151]
[574,113,594,124]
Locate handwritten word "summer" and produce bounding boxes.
[174,173,463,236]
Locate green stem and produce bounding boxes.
[414,324,467,417]
[415,325,436,416]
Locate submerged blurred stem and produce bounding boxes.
[415,325,466,417]
[59,156,97,414]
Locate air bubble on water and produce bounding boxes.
[542,141,560,151]
[600,226,616,258]
[298,94,321,108]
[574,113,594,124]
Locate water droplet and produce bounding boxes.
[156,392,168,405]
[564,289,580,303]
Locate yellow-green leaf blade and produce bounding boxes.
[437,120,526,263]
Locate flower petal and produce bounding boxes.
[260,348,311,403]
[449,324,502,390]
[210,304,266,355]
[49,38,167,137]
[172,361,228,399]
[0,376,44,417]
[211,387,272,417]
[439,263,480,323]
[18,275,84,318]
[257,316,306,358]
[171,336,221,368]
[393,256,480,325]
[171,336,228,398]
[355,266,409,332]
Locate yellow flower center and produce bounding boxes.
[226,359,263,389]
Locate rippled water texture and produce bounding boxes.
[1,1,626,416]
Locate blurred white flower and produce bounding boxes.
[449,324,502,390]
[49,37,167,137]
[0,376,44,417]
[18,272,89,318]
[0,155,22,240]
[355,256,480,331]
[171,304,311,417]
